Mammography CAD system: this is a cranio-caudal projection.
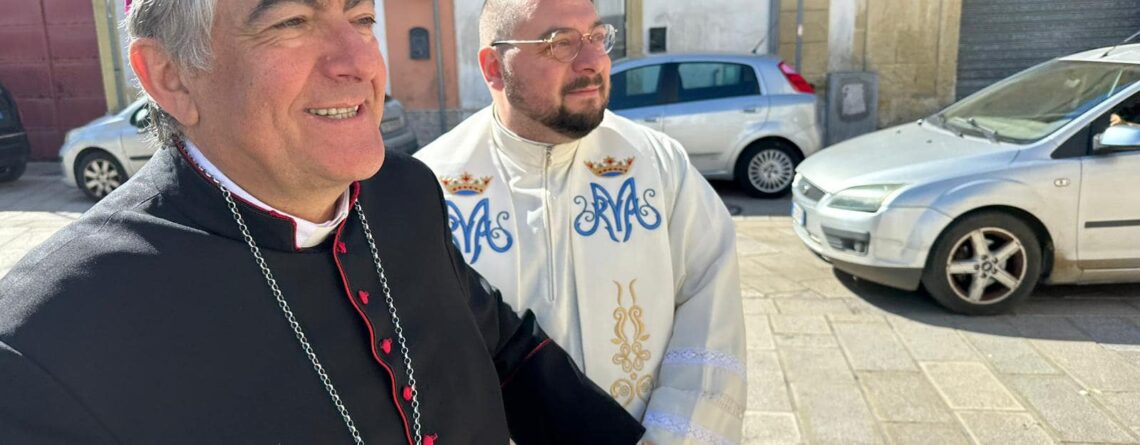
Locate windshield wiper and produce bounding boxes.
[965,118,1000,143]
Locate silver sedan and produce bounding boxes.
[792,43,1140,314]
[610,53,822,198]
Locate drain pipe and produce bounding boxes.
[431,0,447,136]
[794,0,804,71]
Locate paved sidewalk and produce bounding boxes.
[3,163,1140,444]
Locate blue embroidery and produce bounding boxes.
[446,198,513,264]
[573,177,661,242]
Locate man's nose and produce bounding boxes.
[571,39,608,74]
[321,21,381,82]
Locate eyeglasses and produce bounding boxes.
[491,24,617,63]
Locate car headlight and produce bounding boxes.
[827,184,906,213]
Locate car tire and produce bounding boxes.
[921,211,1042,315]
[76,151,126,201]
[735,140,802,198]
[0,161,26,183]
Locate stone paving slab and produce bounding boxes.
[742,412,802,445]
[790,382,883,445]
[882,422,971,445]
[833,322,917,371]
[1006,375,1137,443]
[747,351,793,412]
[956,411,1058,445]
[857,371,953,423]
[1097,392,1140,437]
[921,362,1023,411]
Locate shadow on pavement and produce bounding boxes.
[0,163,93,214]
[832,268,1140,345]
[710,180,791,218]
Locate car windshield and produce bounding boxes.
[932,60,1140,144]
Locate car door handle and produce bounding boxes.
[641,117,659,123]
[743,108,759,114]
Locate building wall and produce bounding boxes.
[642,0,771,55]
[861,0,961,126]
[454,0,490,114]
[383,0,461,145]
[0,0,107,161]
[778,0,830,87]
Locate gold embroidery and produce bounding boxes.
[609,279,653,406]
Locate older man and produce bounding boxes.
[415,0,746,443]
[0,0,644,443]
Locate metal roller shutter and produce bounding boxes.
[956,0,1140,99]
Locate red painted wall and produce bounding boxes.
[0,0,107,160]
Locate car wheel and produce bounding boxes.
[0,161,26,183]
[735,140,802,198]
[76,151,126,201]
[921,211,1042,315]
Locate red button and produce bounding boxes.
[424,433,438,445]
[336,241,348,254]
[358,290,370,305]
[402,385,413,401]
[381,338,392,354]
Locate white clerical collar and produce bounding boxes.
[490,106,581,168]
[182,140,351,249]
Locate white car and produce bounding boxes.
[610,53,822,197]
[60,97,420,200]
[792,42,1140,314]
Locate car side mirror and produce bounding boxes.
[131,106,152,131]
[1095,125,1140,153]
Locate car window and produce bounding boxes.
[1052,90,1140,158]
[610,64,665,110]
[676,62,760,103]
[935,60,1140,144]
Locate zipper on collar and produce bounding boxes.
[543,145,556,303]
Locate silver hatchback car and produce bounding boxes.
[60,96,420,200]
[610,53,822,197]
[793,43,1140,315]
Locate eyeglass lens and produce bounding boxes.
[549,25,616,62]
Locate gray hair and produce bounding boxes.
[479,0,537,47]
[125,0,217,145]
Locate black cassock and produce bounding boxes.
[0,145,643,444]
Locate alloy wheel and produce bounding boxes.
[944,227,1027,305]
[747,149,795,194]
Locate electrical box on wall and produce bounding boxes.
[410,27,430,60]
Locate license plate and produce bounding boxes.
[792,202,806,227]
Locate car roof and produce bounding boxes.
[1060,43,1140,64]
[612,52,782,68]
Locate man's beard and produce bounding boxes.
[504,72,608,140]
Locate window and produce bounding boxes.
[610,65,664,110]
[676,62,760,102]
[937,61,1140,144]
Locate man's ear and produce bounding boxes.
[129,38,199,126]
[479,47,505,92]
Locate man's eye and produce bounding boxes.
[552,38,575,49]
[355,16,378,26]
[272,17,306,29]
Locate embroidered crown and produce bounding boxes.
[585,156,635,177]
[440,172,492,196]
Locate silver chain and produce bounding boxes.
[354,202,424,445]
[219,186,365,445]
[185,144,426,444]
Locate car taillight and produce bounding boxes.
[778,61,814,94]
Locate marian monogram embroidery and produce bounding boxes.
[440,173,513,264]
[573,177,662,242]
[609,279,653,406]
[446,199,513,264]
